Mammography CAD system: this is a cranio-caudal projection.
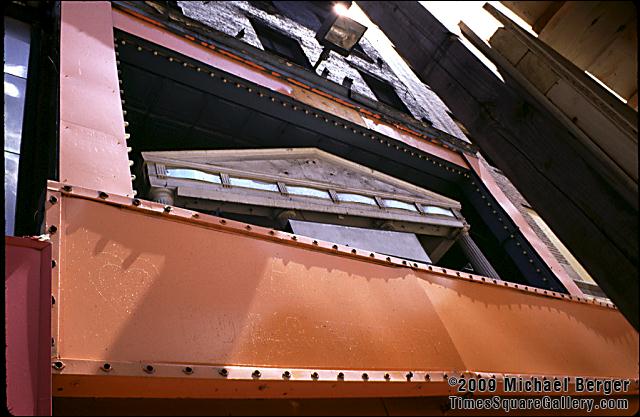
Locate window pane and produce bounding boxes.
[166,168,222,184]
[337,192,377,205]
[287,185,331,199]
[422,205,455,217]
[383,199,418,212]
[229,176,279,192]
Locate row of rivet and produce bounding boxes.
[113,37,471,178]
[471,180,560,291]
[52,360,639,389]
[53,183,616,309]
[114,40,138,197]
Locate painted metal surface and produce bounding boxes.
[59,1,133,197]
[110,7,470,169]
[47,181,637,398]
[464,153,584,297]
[5,236,52,415]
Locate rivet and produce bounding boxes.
[49,195,58,204]
[245,225,252,230]
[52,260,57,268]
[425,374,430,381]
[132,198,141,206]
[192,213,199,218]
[183,367,193,375]
[291,235,297,240]
[143,364,155,374]
[311,372,319,380]
[99,191,109,199]
[386,257,391,262]
[164,206,172,213]
[219,368,228,377]
[369,253,375,257]
[351,249,357,254]
[362,373,369,381]
[282,371,291,379]
[312,240,318,245]
[48,225,57,234]
[220,219,226,224]
[332,244,338,250]
[210,72,215,77]
[252,370,261,379]
[52,361,64,370]
[406,372,413,381]
[62,185,72,192]
[51,295,55,305]
[384,373,391,381]
[153,51,158,56]
[137,46,142,51]
[337,372,345,380]
[101,363,112,372]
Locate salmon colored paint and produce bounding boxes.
[59,2,133,197]
[48,189,637,400]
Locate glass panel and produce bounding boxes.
[287,185,331,199]
[337,192,377,205]
[4,73,27,153]
[4,17,31,78]
[383,199,418,212]
[422,205,455,217]
[229,176,279,192]
[166,168,222,184]
[4,151,19,235]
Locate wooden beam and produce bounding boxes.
[358,1,638,329]
[532,1,565,34]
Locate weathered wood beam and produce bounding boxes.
[358,1,638,328]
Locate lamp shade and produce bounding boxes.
[316,13,367,56]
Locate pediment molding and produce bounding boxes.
[142,147,461,209]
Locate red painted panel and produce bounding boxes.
[59,1,133,197]
[5,237,52,416]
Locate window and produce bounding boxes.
[358,70,411,114]
[249,18,311,69]
[287,185,332,199]
[422,205,455,217]
[166,168,222,184]
[229,176,279,192]
[336,192,377,206]
[383,199,418,212]
[4,17,31,236]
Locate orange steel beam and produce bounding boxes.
[110,6,469,169]
[464,154,584,297]
[59,2,133,197]
[46,181,638,399]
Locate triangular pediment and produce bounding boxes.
[142,148,460,208]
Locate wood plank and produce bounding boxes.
[586,17,638,100]
[488,28,528,65]
[531,1,566,34]
[546,79,638,180]
[484,3,637,142]
[539,1,633,70]
[358,0,638,329]
[515,50,559,93]
[500,1,556,27]
[470,22,638,199]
